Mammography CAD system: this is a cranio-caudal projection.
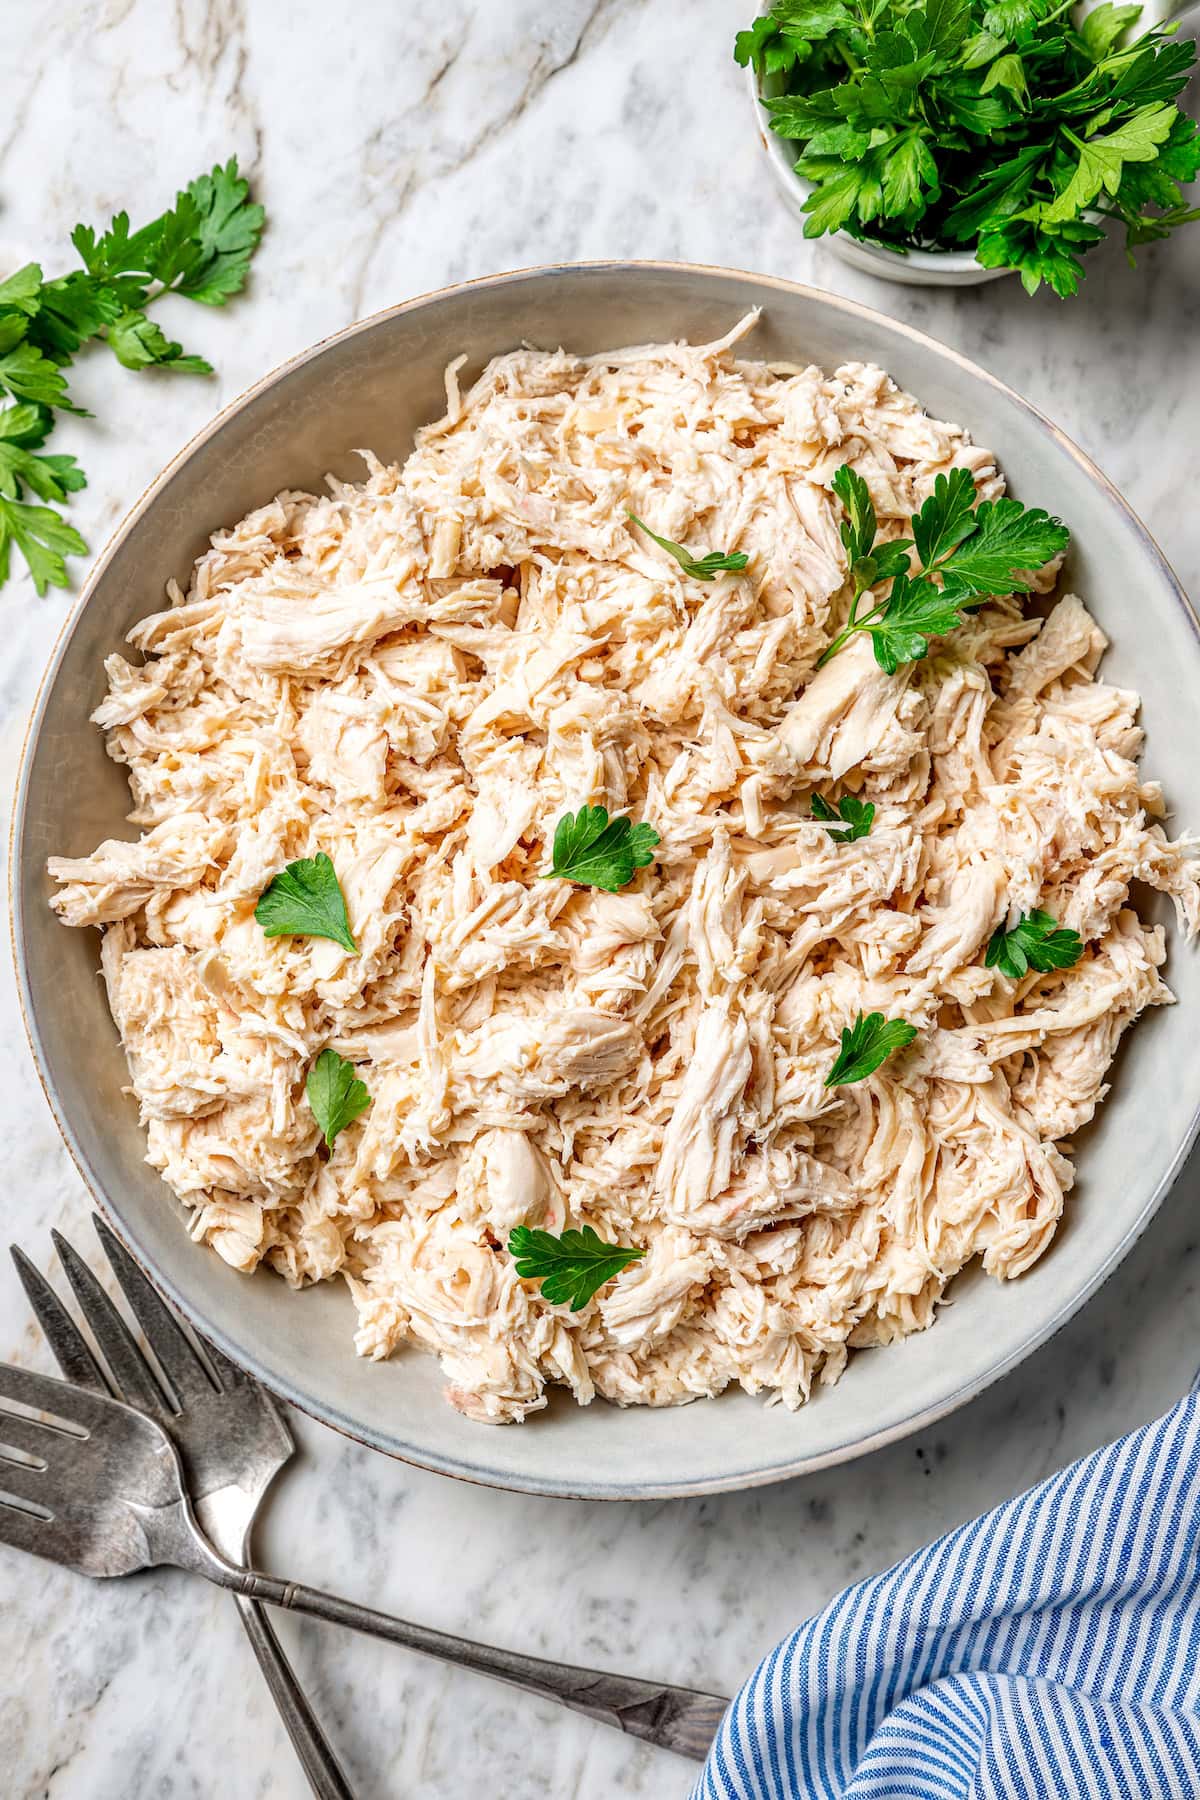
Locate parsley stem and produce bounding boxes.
[816,594,892,673]
[856,596,890,625]
[817,628,854,669]
[818,579,865,667]
[817,583,890,668]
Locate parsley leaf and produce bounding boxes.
[0,405,86,504]
[29,271,126,363]
[882,130,940,213]
[1077,2,1141,64]
[306,1049,372,1150]
[985,909,1083,978]
[825,1012,918,1088]
[627,512,749,580]
[107,311,214,376]
[940,73,1018,133]
[738,13,818,74]
[740,0,1200,290]
[735,15,784,68]
[176,159,267,306]
[910,466,979,567]
[982,0,1057,34]
[975,216,1104,297]
[71,211,136,281]
[0,497,88,595]
[775,1,855,38]
[508,1225,645,1312]
[811,792,875,841]
[798,159,881,234]
[737,0,855,71]
[1041,103,1177,226]
[942,143,1046,240]
[1118,111,1200,211]
[254,853,358,952]
[867,571,967,673]
[935,495,1069,605]
[981,51,1029,107]
[0,264,43,315]
[544,806,660,893]
[830,462,877,568]
[0,338,76,410]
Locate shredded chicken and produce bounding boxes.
[49,315,1200,1426]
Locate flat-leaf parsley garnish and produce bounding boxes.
[820,463,1068,674]
[825,1011,918,1088]
[0,158,264,595]
[544,805,660,893]
[255,853,358,952]
[306,1049,372,1150]
[508,1225,645,1312]
[627,511,749,580]
[985,909,1083,979]
[735,0,1200,297]
[811,792,875,842]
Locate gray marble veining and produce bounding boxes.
[2,1,1198,1794]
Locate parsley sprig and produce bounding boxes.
[543,806,661,893]
[811,792,875,841]
[736,0,1200,296]
[0,159,264,593]
[820,464,1068,674]
[627,512,749,580]
[985,908,1083,978]
[825,1011,918,1087]
[508,1225,645,1312]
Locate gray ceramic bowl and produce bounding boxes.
[13,263,1200,1498]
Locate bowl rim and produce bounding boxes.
[11,257,1200,1499]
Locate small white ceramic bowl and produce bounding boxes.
[745,62,1008,287]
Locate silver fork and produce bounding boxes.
[11,1221,354,1800]
[0,1283,729,1762]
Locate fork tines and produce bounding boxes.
[11,1217,240,1418]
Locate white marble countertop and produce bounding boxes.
[2,2,1199,1795]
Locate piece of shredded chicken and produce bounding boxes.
[49,314,1200,1425]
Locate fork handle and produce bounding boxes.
[232,1569,727,1761]
[235,1595,357,1799]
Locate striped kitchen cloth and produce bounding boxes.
[694,1382,1200,1799]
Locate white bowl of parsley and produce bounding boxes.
[738,0,1200,294]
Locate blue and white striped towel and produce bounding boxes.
[695,1384,1200,1799]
